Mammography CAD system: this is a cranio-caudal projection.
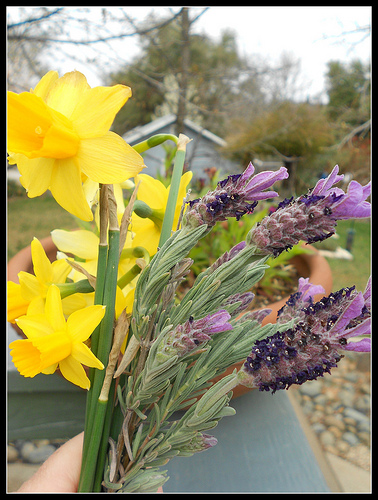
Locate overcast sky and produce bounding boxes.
[193,6,371,99]
[8,6,371,102]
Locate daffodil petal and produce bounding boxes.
[77,132,145,183]
[59,356,90,390]
[82,178,100,209]
[18,272,45,301]
[51,229,99,260]
[51,258,72,283]
[50,157,93,221]
[31,238,53,284]
[131,218,161,256]
[62,293,91,317]
[71,342,104,370]
[45,285,66,332]
[171,170,193,226]
[15,314,54,339]
[70,84,131,138]
[136,174,168,209]
[26,296,45,316]
[7,91,79,160]
[41,363,58,375]
[43,70,91,119]
[7,281,29,323]
[32,330,72,368]
[67,305,106,343]
[9,154,54,198]
[32,70,59,100]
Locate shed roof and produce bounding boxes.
[123,113,227,147]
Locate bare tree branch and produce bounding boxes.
[329,119,371,150]
[7,7,63,29]
[7,8,183,45]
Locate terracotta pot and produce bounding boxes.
[8,238,333,399]
[8,236,59,284]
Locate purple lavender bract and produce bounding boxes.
[238,278,371,393]
[182,162,288,229]
[249,165,371,256]
[156,310,233,363]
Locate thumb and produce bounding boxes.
[18,432,84,493]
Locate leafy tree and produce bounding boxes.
[223,101,332,162]
[107,13,246,137]
[325,59,370,125]
[322,59,370,183]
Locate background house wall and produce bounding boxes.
[123,114,240,179]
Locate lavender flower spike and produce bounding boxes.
[238,162,289,200]
[312,165,371,219]
[178,433,218,456]
[249,165,371,256]
[276,277,326,324]
[182,162,288,229]
[156,310,232,364]
[237,278,371,393]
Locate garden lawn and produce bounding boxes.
[323,219,371,293]
[7,193,371,296]
[7,193,81,260]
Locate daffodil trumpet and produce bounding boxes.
[7,71,146,221]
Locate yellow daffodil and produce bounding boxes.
[7,237,72,323]
[51,228,141,319]
[131,171,192,255]
[7,281,30,324]
[51,228,140,283]
[52,229,100,279]
[10,285,105,389]
[7,70,145,220]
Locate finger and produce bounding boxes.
[18,432,84,493]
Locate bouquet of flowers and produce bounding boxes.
[7,70,371,492]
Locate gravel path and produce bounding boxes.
[291,350,371,472]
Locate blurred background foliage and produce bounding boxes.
[7,7,370,191]
[7,7,370,297]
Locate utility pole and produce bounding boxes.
[175,7,190,136]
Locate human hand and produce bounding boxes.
[18,432,84,493]
[17,432,164,493]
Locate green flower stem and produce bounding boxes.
[158,134,191,247]
[93,377,117,492]
[78,229,120,492]
[117,264,143,290]
[81,186,110,460]
[119,246,149,261]
[132,133,178,154]
[56,279,94,299]
[79,400,108,492]
[83,185,109,425]
[90,244,109,354]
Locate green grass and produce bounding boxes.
[7,192,80,260]
[7,191,371,296]
[321,219,371,293]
